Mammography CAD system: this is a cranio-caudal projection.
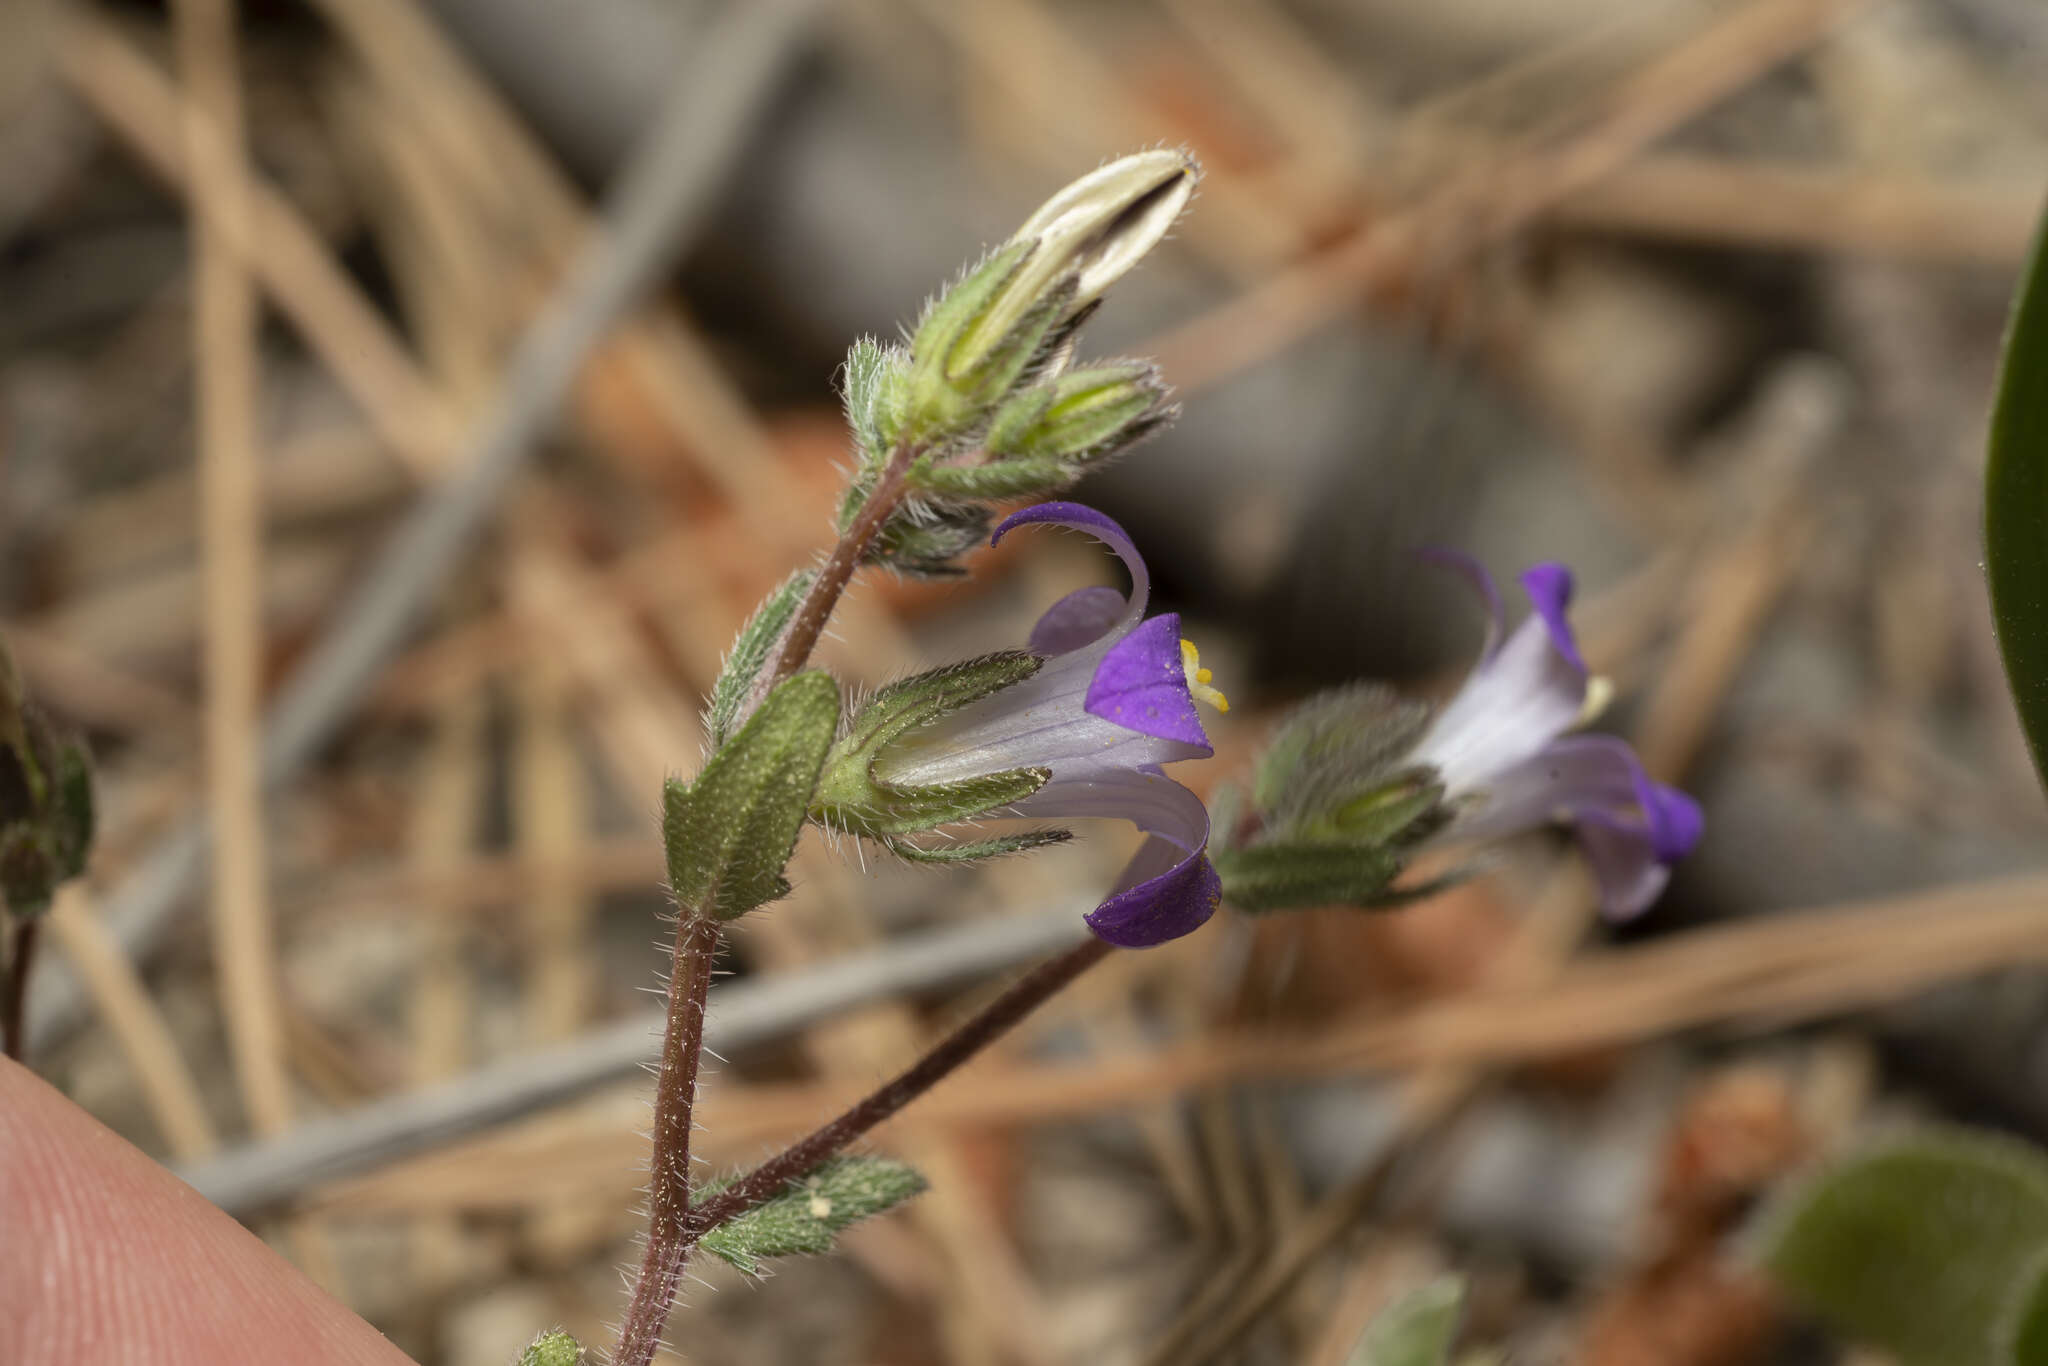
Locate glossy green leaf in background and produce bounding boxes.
[1986,196,2048,793]
[1344,1277,1466,1366]
[1756,1129,2048,1366]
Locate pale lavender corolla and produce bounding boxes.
[871,502,1225,948]
[1414,555,1702,920]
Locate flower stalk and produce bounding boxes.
[678,935,1112,1250]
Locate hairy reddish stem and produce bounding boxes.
[680,935,1111,1246]
[612,913,722,1366]
[762,440,920,694]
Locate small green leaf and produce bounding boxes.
[666,671,839,921]
[707,571,816,748]
[1346,1277,1466,1366]
[1757,1127,2048,1366]
[697,1155,928,1276]
[1986,199,2048,795]
[1214,840,1406,913]
[514,1329,584,1366]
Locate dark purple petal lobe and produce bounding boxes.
[1086,613,1211,749]
[1086,847,1221,947]
[1518,563,1587,675]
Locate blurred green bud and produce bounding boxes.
[0,638,93,919]
[903,150,1198,442]
[1213,685,1451,915]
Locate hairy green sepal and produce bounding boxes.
[880,828,1073,864]
[842,337,911,471]
[905,362,1172,504]
[666,671,839,921]
[697,1155,928,1276]
[814,653,1060,848]
[902,241,1068,443]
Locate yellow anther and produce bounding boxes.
[1180,638,1230,714]
[1576,674,1614,728]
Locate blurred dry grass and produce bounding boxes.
[5,0,2048,1362]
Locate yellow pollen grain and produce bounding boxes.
[1180,638,1230,713]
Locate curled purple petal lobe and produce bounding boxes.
[1086,613,1211,750]
[1022,765,1217,948]
[1518,562,1586,675]
[1029,585,1126,655]
[1087,847,1221,947]
[992,501,1151,638]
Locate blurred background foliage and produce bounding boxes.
[4,0,2048,1361]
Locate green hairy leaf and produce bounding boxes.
[706,571,817,748]
[665,671,839,921]
[514,1329,584,1366]
[1345,1277,1466,1366]
[1757,1128,2048,1366]
[1986,199,2048,794]
[698,1155,928,1276]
